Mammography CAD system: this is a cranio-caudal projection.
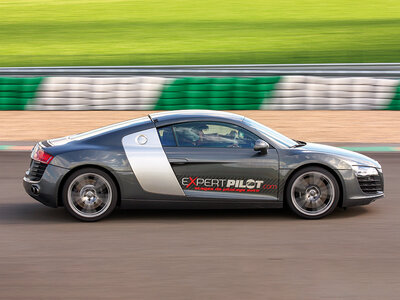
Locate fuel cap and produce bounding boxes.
[136,135,148,145]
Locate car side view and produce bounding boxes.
[23,110,384,221]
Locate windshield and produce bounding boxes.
[243,118,298,148]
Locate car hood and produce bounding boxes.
[300,143,381,168]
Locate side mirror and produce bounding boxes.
[254,139,269,154]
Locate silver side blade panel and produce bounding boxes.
[122,127,185,196]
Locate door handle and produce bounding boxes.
[169,158,189,165]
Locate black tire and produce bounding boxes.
[285,166,339,219]
[62,168,118,222]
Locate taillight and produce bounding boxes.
[32,145,54,164]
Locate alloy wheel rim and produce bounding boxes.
[291,171,335,216]
[67,173,112,218]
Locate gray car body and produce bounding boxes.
[23,110,384,209]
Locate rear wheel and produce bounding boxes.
[62,168,118,221]
[286,167,339,219]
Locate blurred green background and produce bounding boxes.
[0,0,399,66]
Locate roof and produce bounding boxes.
[149,110,245,127]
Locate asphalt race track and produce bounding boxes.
[0,152,399,299]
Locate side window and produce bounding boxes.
[173,122,259,148]
[157,126,176,147]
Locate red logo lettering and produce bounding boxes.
[186,177,198,188]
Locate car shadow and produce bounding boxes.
[110,207,293,222]
[0,202,372,224]
[109,206,371,222]
[329,206,371,219]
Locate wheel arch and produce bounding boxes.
[57,164,122,207]
[283,163,345,208]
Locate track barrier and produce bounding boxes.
[0,75,399,110]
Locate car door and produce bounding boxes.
[157,121,279,202]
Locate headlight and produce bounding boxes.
[352,165,378,177]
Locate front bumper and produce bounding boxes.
[338,169,384,208]
[343,192,384,207]
[23,164,69,208]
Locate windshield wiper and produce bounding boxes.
[290,140,307,148]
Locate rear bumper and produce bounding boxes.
[23,177,57,207]
[23,164,69,208]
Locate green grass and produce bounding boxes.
[0,0,400,66]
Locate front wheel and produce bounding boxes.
[62,168,118,221]
[286,167,339,219]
